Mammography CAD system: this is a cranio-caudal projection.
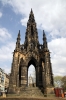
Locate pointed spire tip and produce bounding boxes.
[30,8,33,15]
[43,30,45,34]
[43,30,45,36]
[18,30,20,36]
[31,8,33,12]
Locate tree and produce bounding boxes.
[61,76,66,91]
[54,76,63,87]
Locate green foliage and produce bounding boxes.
[54,76,63,87]
[61,76,66,91]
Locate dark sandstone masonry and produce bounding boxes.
[9,9,54,96]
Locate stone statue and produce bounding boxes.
[42,61,44,70]
[28,74,33,87]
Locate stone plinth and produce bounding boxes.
[2,92,6,98]
[46,87,55,97]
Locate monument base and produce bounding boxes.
[3,92,6,98]
[47,87,54,94]
[44,87,55,97]
[8,86,20,94]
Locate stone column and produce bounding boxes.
[44,52,51,86]
[42,61,47,95]
[17,74,19,87]
[36,66,40,87]
[39,66,42,87]
[44,52,54,96]
[42,61,45,87]
[21,66,27,87]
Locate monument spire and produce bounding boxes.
[9,9,54,96]
[24,9,39,51]
[28,8,35,23]
[15,30,21,50]
[43,30,48,50]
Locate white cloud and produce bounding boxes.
[0,12,2,18]
[48,38,66,76]
[0,27,15,61]
[0,42,15,61]
[0,27,15,74]
[0,28,11,42]
[1,0,66,38]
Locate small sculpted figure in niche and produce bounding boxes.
[42,61,44,71]
[29,74,33,87]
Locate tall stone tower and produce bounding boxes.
[9,9,54,95]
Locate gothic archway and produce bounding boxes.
[26,57,39,87]
[28,64,36,87]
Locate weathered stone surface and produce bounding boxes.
[9,9,54,96]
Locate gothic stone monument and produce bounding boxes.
[9,9,54,95]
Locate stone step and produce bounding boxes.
[7,87,44,98]
[19,87,44,97]
[20,87,39,90]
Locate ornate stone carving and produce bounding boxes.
[9,9,54,95]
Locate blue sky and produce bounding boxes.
[0,0,66,76]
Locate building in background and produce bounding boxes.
[0,68,5,92]
[5,74,9,93]
[0,68,9,93]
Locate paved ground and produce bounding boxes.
[0,96,66,100]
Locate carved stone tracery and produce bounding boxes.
[9,9,54,95]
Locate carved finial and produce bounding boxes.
[43,30,46,40]
[15,30,21,50]
[31,8,33,14]
[43,30,46,43]
[19,30,20,34]
[17,30,20,40]
[18,30,20,37]
[43,30,48,49]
